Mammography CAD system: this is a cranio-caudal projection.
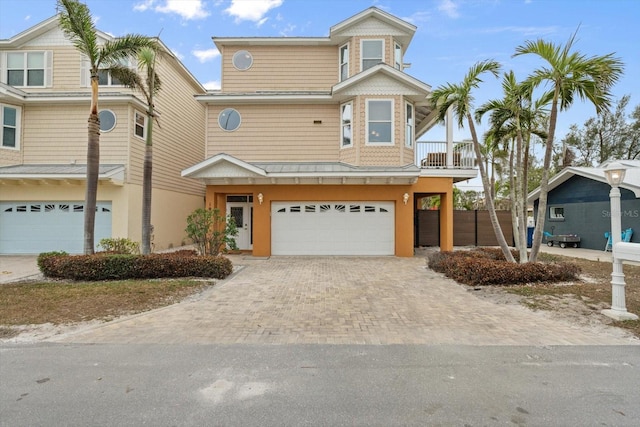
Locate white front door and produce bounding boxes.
[227,202,253,250]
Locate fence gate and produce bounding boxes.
[415,210,514,247]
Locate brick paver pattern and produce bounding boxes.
[57,257,638,345]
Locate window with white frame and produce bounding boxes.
[81,56,133,86]
[394,43,402,70]
[405,102,414,148]
[550,206,565,219]
[361,39,383,71]
[1,104,20,149]
[339,43,349,82]
[340,102,352,147]
[367,100,393,144]
[5,51,49,87]
[134,111,146,139]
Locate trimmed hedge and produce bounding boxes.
[38,252,233,281]
[427,248,580,286]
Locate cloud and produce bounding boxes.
[438,0,460,19]
[134,0,209,20]
[225,0,283,24]
[279,23,296,36]
[192,48,221,63]
[480,26,559,37]
[204,80,221,90]
[401,11,431,25]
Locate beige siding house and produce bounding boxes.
[0,17,206,254]
[183,7,477,257]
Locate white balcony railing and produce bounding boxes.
[415,140,475,169]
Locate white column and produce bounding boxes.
[446,106,453,168]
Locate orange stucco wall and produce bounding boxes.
[206,176,453,257]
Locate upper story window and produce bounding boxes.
[339,43,349,82]
[4,51,51,87]
[134,111,146,139]
[361,39,384,72]
[550,206,565,220]
[80,56,133,87]
[232,50,253,71]
[340,102,352,148]
[366,99,393,145]
[405,102,414,148]
[394,43,402,70]
[1,104,20,150]
[218,108,241,131]
[98,110,116,133]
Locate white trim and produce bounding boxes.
[366,99,394,146]
[394,42,403,70]
[360,39,385,72]
[3,51,51,88]
[134,110,147,140]
[405,101,414,148]
[339,43,349,82]
[181,153,268,178]
[98,109,117,133]
[232,50,253,71]
[340,101,353,148]
[0,103,21,150]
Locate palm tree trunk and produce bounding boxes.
[529,94,559,262]
[509,137,520,250]
[141,141,153,254]
[467,114,516,262]
[84,77,101,255]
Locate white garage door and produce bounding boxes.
[271,202,394,255]
[0,201,112,254]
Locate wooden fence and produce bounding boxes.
[415,210,514,247]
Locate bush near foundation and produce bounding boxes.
[427,247,580,286]
[38,252,232,281]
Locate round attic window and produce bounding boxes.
[98,110,116,132]
[232,50,253,70]
[218,108,241,131]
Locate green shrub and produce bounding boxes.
[98,237,140,254]
[185,208,238,255]
[38,253,233,281]
[427,248,580,286]
[37,251,69,273]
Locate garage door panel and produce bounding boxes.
[271,202,394,256]
[0,201,112,254]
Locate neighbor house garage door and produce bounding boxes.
[271,202,394,255]
[0,201,112,254]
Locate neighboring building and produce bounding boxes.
[182,7,477,256]
[0,16,206,254]
[528,160,640,250]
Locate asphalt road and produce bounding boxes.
[1,344,639,426]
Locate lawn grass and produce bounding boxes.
[0,279,211,338]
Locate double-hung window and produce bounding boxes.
[1,104,20,149]
[339,44,349,82]
[367,100,393,145]
[405,102,414,148]
[5,51,48,87]
[361,39,383,71]
[394,43,402,70]
[340,102,352,147]
[134,111,146,139]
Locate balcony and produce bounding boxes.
[415,140,477,182]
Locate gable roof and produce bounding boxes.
[528,160,640,203]
[330,7,416,46]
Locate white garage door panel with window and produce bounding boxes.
[0,201,112,254]
[271,202,394,255]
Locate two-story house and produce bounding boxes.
[182,7,476,257]
[0,16,206,254]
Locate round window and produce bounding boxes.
[218,108,241,131]
[98,110,116,132]
[232,50,253,71]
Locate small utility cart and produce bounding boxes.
[544,232,581,248]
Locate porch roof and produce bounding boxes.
[182,153,420,185]
[0,164,125,185]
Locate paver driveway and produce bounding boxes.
[55,256,637,345]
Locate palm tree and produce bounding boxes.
[110,46,161,254]
[514,30,624,261]
[430,60,516,263]
[57,0,156,254]
[476,72,550,263]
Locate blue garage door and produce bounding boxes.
[0,201,112,254]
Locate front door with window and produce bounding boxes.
[227,198,253,250]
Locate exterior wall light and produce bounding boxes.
[257,192,264,205]
[403,193,410,205]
